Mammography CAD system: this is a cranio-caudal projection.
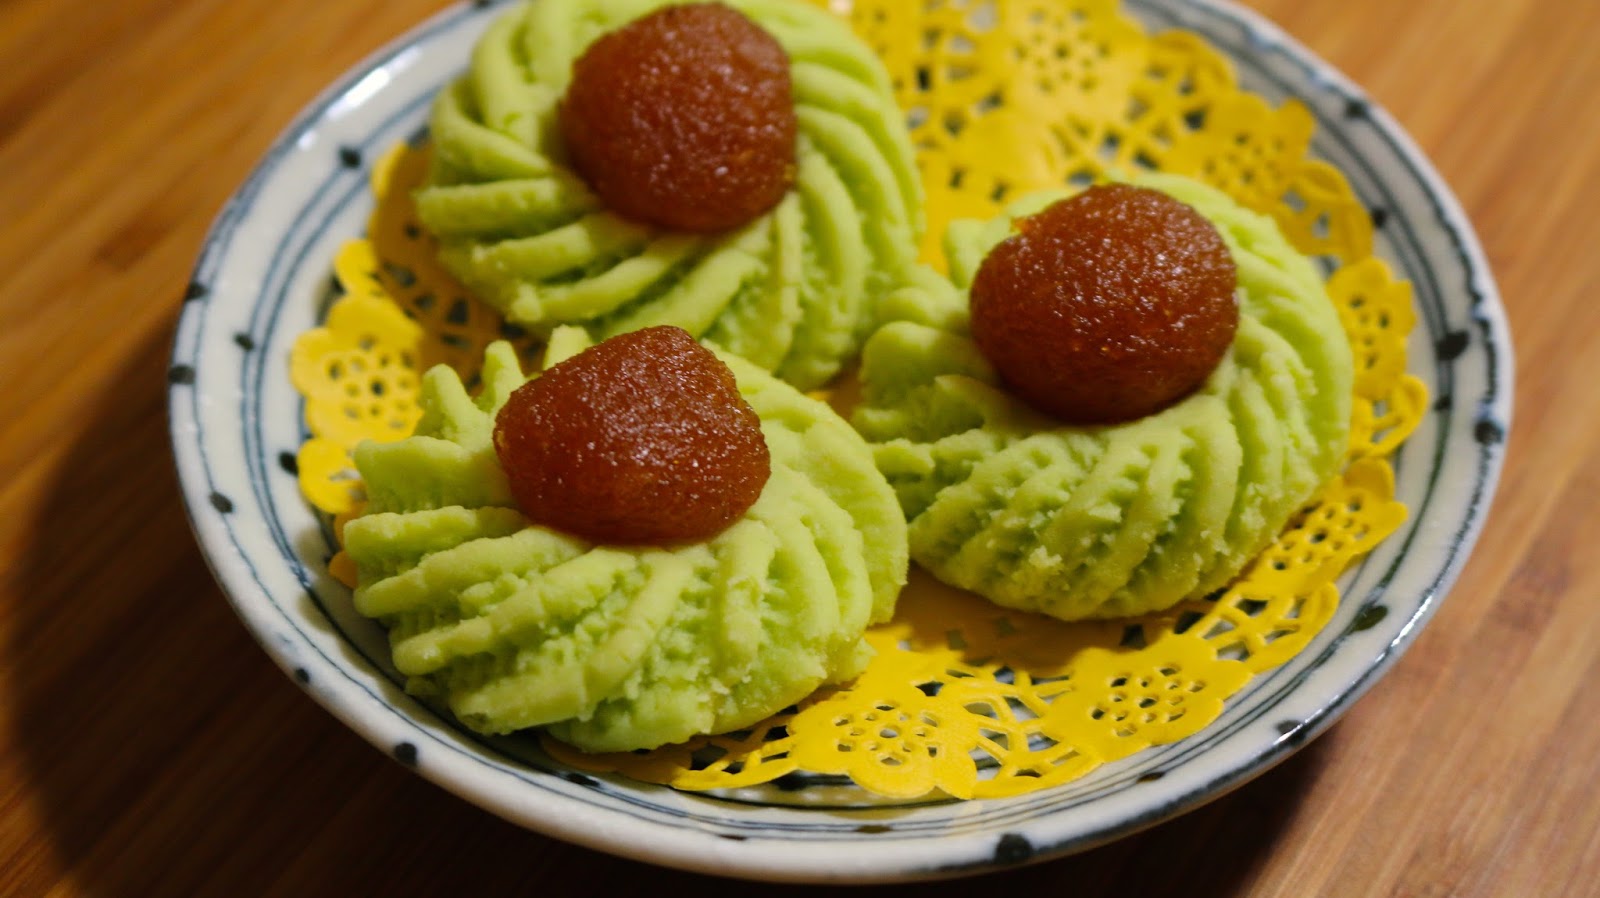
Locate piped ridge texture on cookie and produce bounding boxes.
[854,173,1354,621]
[417,0,923,390]
[343,333,908,752]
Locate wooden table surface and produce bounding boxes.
[2,0,1594,894]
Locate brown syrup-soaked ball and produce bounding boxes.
[970,184,1239,424]
[560,3,797,233]
[493,326,770,545]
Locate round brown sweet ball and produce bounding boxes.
[969,184,1239,425]
[559,3,797,233]
[493,326,771,545]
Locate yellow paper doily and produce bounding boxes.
[289,0,1427,801]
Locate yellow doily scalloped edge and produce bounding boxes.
[288,0,1426,801]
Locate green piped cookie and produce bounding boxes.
[418,0,923,390]
[344,331,907,752]
[854,173,1353,621]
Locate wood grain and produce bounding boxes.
[0,0,1591,894]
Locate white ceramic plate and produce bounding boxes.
[168,0,1512,882]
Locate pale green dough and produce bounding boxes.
[417,0,923,390]
[344,332,908,752]
[853,173,1354,621]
